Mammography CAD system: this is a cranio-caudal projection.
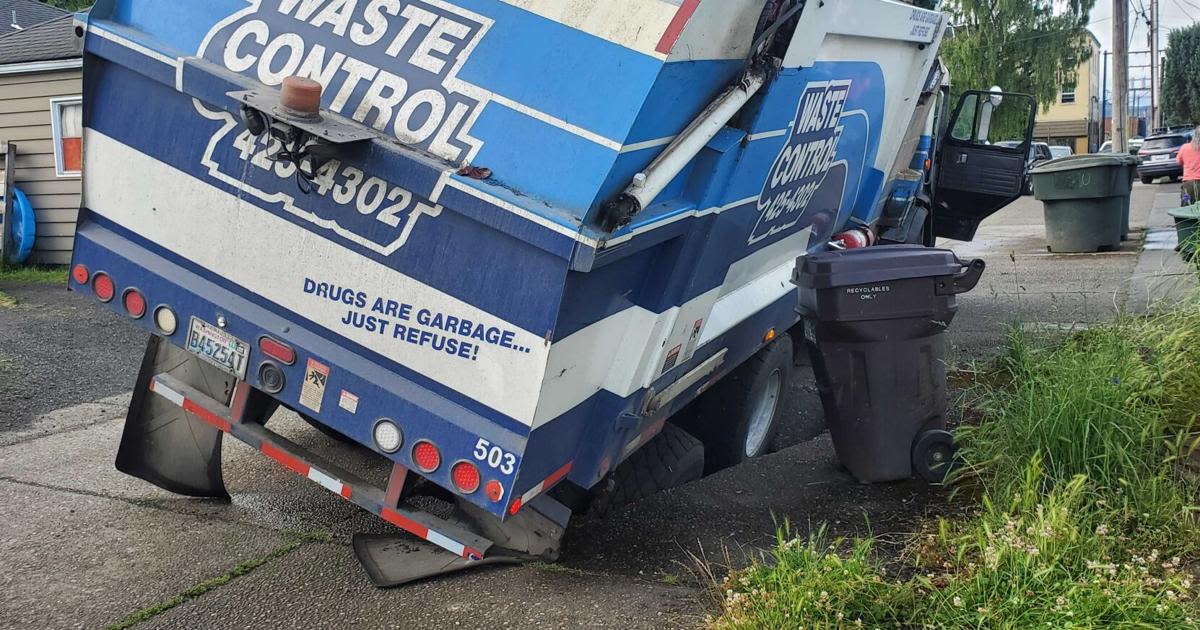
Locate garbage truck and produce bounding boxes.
[68,0,1036,585]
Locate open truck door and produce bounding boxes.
[931,90,1037,241]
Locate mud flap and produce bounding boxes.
[352,495,570,588]
[115,335,235,498]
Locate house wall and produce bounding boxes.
[0,67,81,265]
[1034,36,1103,153]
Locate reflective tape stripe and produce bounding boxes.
[148,378,184,406]
[261,442,308,477]
[181,398,231,432]
[307,467,352,499]
[517,460,574,507]
[426,530,466,558]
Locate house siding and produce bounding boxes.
[0,67,81,265]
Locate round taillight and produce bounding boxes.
[71,264,89,284]
[451,461,480,494]
[154,306,178,335]
[92,273,115,302]
[412,441,440,473]
[373,420,403,453]
[122,289,146,318]
[484,479,504,502]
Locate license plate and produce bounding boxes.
[1152,154,1170,162]
[186,317,250,379]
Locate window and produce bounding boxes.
[50,96,82,177]
[1061,87,1076,104]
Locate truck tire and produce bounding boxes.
[685,336,792,472]
[588,422,704,517]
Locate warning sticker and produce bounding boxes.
[338,390,359,414]
[300,358,330,413]
[661,344,682,374]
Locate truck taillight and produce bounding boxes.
[153,306,178,335]
[71,264,89,284]
[92,272,115,302]
[258,336,296,365]
[122,288,147,319]
[485,480,504,502]
[412,441,441,473]
[451,461,480,494]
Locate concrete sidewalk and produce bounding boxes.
[0,182,1191,630]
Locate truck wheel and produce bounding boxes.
[1141,175,1155,185]
[912,429,957,482]
[685,336,792,472]
[588,422,704,516]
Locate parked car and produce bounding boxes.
[1136,131,1193,184]
[1098,138,1144,155]
[1049,145,1073,159]
[997,140,1053,194]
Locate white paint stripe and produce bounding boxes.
[699,259,797,345]
[90,26,177,67]
[425,530,466,557]
[150,379,185,407]
[485,92,622,151]
[87,131,549,425]
[619,136,676,154]
[622,435,643,458]
[748,129,789,141]
[307,468,344,495]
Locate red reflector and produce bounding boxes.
[71,264,89,285]
[122,289,146,318]
[484,480,504,502]
[258,336,296,365]
[92,273,115,302]
[508,497,523,515]
[451,461,480,494]
[412,441,441,473]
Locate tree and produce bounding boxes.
[1161,24,1200,126]
[41,0,91,11]
[938,0,1096,139]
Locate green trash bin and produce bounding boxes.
[1031,154,1138,252]
[1168,203,1200,261]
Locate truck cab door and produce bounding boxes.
[931,90,1037,241]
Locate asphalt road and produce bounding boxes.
[0,181,1182,629]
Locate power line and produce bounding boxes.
[1169,0,1197,20]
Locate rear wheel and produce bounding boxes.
[682,336,792,472]
[588,422,704,516]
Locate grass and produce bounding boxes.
[706,301,1200,628]
[104,531,330,630]
[0,264,67,285]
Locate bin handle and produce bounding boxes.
[936,259,986,296]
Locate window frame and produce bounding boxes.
[49,95,82,178]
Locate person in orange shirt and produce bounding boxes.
[1179,127,1200,205]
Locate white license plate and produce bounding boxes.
[185,317,250,379]
[1152,154,1170,162]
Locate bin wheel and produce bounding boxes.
[912,429,957,483]
[680,336,792,473]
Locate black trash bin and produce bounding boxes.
[792,245,985,483]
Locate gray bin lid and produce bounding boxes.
[796,245,966,289]
[1031,153,1138,174]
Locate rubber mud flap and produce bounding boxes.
[115,335,235,498]
[353,535,522,588]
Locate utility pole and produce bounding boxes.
[1113,0,1128,153]
[1149,0,1159,130]
[1101,51,1108,143]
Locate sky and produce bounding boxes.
[1087,0,1199,109]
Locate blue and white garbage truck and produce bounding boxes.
[69,0,1034,584]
